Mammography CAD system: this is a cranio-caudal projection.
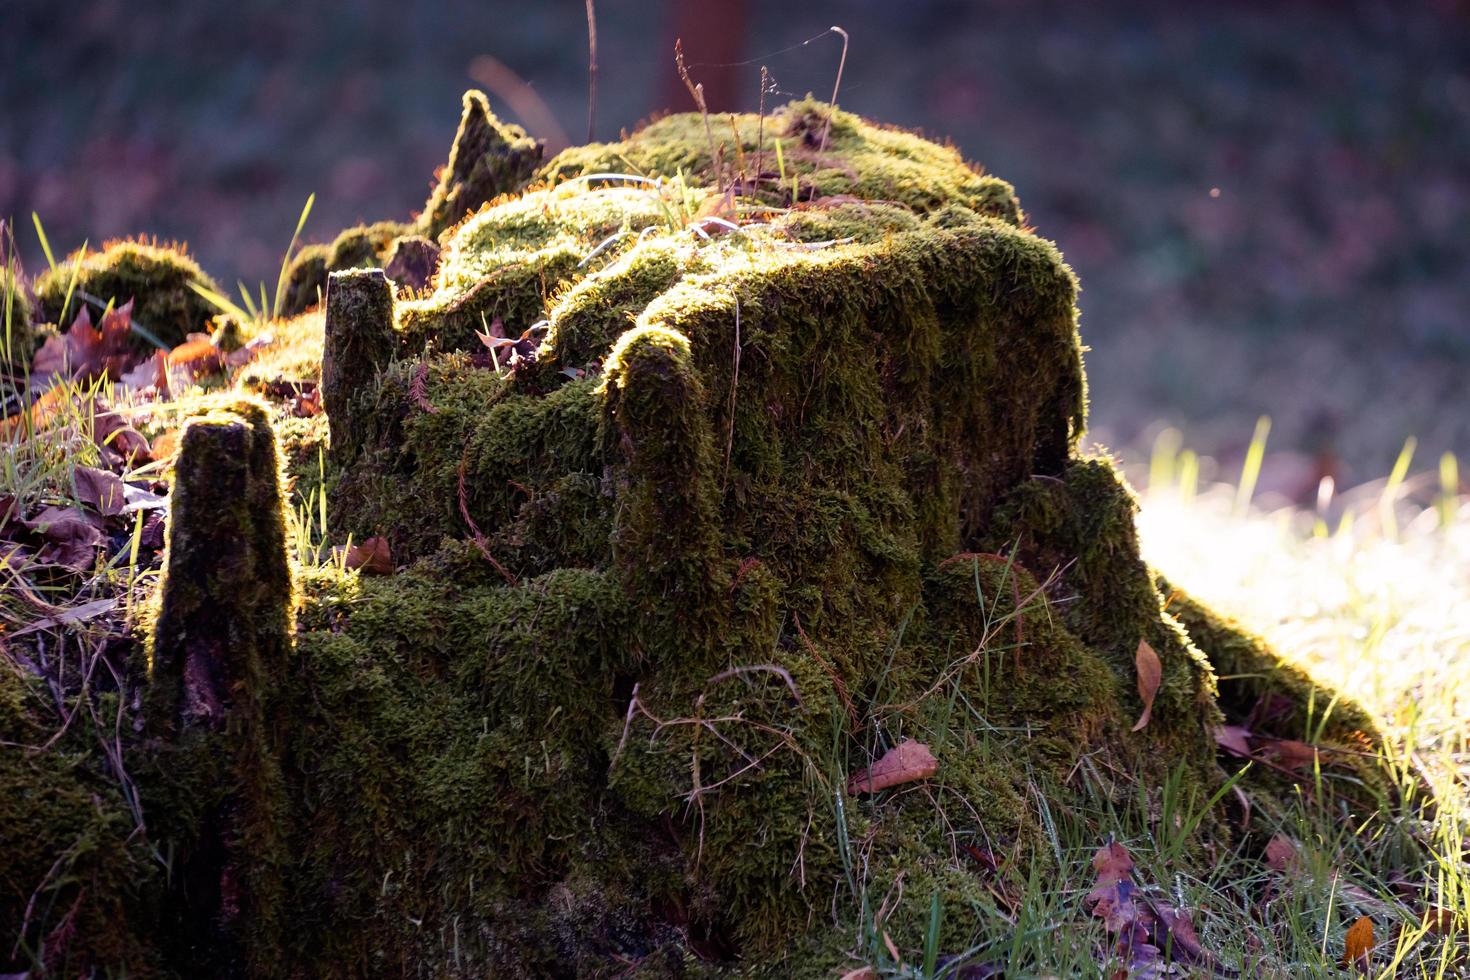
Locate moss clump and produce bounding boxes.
[279,222,411,317]
[321,268,396,468]
[34,239,220,349]
[543,98,1022,223]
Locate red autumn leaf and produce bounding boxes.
[33,302,138,382]
[290,386,323,418]
[1131,638,1162,732]
[1085,840,1231,978]
[345,535,393,575]
[167,335,223,378]
[847,740,938,795]
[1264,738,1320,772]
[1092,840,1134,883]
[74,465,126,516]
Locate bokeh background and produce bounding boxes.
[5,0,1468,484]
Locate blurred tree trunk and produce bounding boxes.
[659,0,749,114]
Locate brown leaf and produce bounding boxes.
[29,330,71,379]
[847,740,938,795]
[35,302,139,382]
[1091,841,1135,884]
[167,336,222,378]
[26,505,105,570]
[8,597,119,638]
[290,386,323,418]
[1213,725,1254,758]
[1264,833,1301,873]
[1131,638,1162,732]
[1264,738,1320,773]
[345,535,393,575]
[838,970,878,980]
[223,332,273,369]
[1420,906,1457,936]
[91,402,152,464]
[74,465,126,516]
[119,349,172,396]
[1341,915,1373,971]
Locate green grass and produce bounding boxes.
[821,431,1468,978]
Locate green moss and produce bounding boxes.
[417,89,544,241]
[1,266,37,372]
[279,241,329,314]
[321,268,396,468]
[34,240,220,349]
[0,666,163,974]
[542,99,1022,223]
[280,223,412,317]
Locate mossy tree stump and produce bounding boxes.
[2,98,1389,978]
[147,398,292,976]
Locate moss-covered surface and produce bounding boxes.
[33,239,220,349]
[1,266,38,372]
[3,98,1389,977]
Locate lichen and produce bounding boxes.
[33,239,221,349]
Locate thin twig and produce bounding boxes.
[755,66,770,183]
[584,0,599,143]
[456,441,518,586]
[793,611,859,730]
[674,39,721,194]
[705,663,802,705]
[816,26,849,155]
[722,293,740,492]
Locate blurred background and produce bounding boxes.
[4,0,1467,485]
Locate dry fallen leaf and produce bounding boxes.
[167,335,223,379]
[1264,738,1320,773]
[32,301,138,383]
[345,535,393,575]
[91,401,152,464]
[838,969,878,980]
[1264,833,1301,873]
[1342,915,1374,972]
[119,349,172,396]
[291,386,323,418]
[1131,638,1162,732]
[1085,839,1231,978]
[74,465,126,516]
[26,505,105,570]
[1213,725,1253,758]
[847,740,938,795]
